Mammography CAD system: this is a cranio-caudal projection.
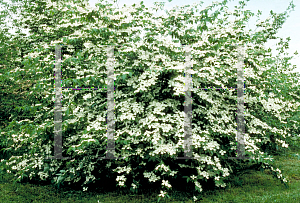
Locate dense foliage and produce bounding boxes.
[0,0,299,201]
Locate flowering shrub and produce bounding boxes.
[0,0,299,202]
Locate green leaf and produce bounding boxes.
[149,156,156,162]
[66,108,70,117]
[43,163,50,172]
[57,175,65,184]
[66,147,75,154]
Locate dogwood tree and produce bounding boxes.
[0,0,299,201]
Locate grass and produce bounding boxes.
[0,134,299,202]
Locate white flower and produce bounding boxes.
[77,6,89,14]
[131,183,137,189]
[83,42,94,49]
[162,180,172,188]
[122,16,133,24]
[116,175,126,182]
[83,93,92,100]
[220,150,226,155]
[143,171,161,182]
[158,190,167,197]
[42,43,50,49]
[203,141,219,151]
[155,163,170,172]
[214,156,220,163]
[113,166,132,174]
[169,170,178,176]
[194,181,203,192]
[222,168,230,177]
[282,143,289,148]
[200,171,210,179]
[190,175,197,180]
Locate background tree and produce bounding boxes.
[0,0,35,128]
